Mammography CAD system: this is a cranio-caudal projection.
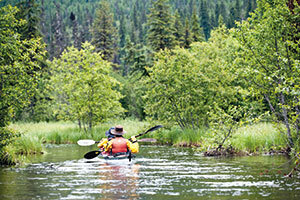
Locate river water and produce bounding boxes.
[0,144,299,200]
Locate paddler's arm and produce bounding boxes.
[104,140,113,152]
[97,138,108,149]
[127,136,139,153]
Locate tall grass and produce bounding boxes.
[6,119,150,163]
[230,123,286,152]
[7,120,288,162]
[9,119,150,146]
[146,127,207,146]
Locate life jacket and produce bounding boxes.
[111,137,128,155]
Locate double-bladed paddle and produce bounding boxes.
[81,125,163,159]
[77,139,99,146]
[84,150,102,159]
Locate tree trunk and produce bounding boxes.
[279,92,294,148]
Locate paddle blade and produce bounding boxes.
[77,139,96,146]
[133,125,163,140]
[138,138,157,143]
[145,125,163,134]
[84,150,101,159]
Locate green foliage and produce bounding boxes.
[173,10,185,47]
[199,0,211,40]
[0,5,46,127]
[119,72,146,120]
[1,0,256,62]
[231,123,286,152]
[144,25,249,130]
[0,4,47,165]
[9,119,150,144]
[234,0,300,148]
[147,0,176,51]
[0,127,21,164]
[51,42,124,130]
[191,7,204,42]
[91,0,117,61]
[16,0,42,39]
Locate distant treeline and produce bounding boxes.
[0,0,256,61]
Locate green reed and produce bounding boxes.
[230,122,287,152]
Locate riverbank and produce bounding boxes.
[5,120,290,164]
[6,119,149,164]
[147,122,290,156]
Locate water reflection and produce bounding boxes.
[0,145,300,200]
[98,162,140,200]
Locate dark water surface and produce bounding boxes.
[0,144,299,200]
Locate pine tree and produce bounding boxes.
[16,0,41,39]
[70,12,80,49]
[199,0,210,40]
[52,2,65,59]
[214,2,220,27]
[246,0,254,19]
[122,36,135,76]
[91,0,117,61]
[228,0,241,28]
[235,0,241,22]
[191,7,204,42]
[147,0,176,52]
[219,1,227,27]
[228,6,235,28]
[183,17,192,48]
[173,10,185,47]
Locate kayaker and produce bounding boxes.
[97,125,139,156]
[105,127,115,140]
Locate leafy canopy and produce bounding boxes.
[51,42,124,130]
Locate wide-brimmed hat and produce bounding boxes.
[111,125,126,135]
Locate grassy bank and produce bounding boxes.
[7,119,149,159]
[5,120,289,164]
[147,122,288,154]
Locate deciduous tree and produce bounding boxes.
[51,42,124,131]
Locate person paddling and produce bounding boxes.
[97,125,139,157]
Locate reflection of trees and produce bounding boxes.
[98,163,140,200]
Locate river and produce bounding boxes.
[0,144,299,199]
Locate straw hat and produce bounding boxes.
[111,125,126,135]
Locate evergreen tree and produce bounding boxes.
[51,2,65,59]
[173,10,185,47]
[191,7,204,42]
[13,0,51,122]
[228,6,236,28]
[119,13,126,49]
[147,0,176,52]
[246,0,254,19]
[199,0,210,40]
[132,45,149,76]
[235,0,241,21]
[183,17,192,48]
[214,2,220,27]
[16,0,41,39]
[228,0,242,28]
[122,36,135,76]
[219,1,227,27]
[70,12,80,49]
[91,0,117,61]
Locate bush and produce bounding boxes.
[0,127,20,165]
